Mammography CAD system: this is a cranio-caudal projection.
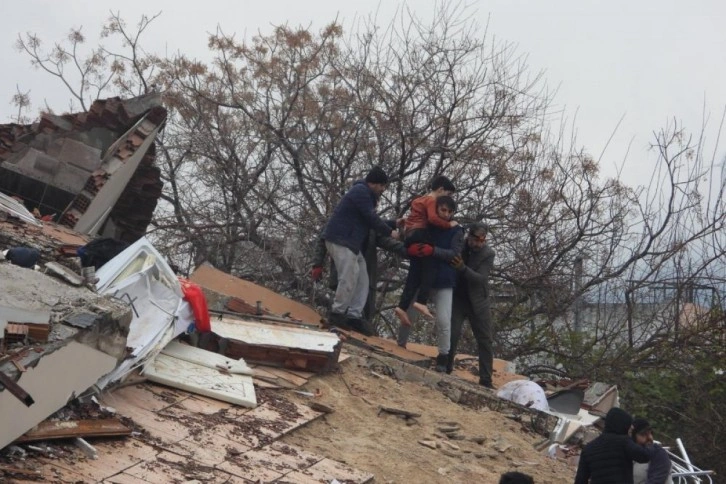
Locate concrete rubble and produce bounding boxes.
[0,94,713,482]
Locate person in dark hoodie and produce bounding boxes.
[321,166,399,330]
[575,407,654,484]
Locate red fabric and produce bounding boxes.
[405,195,453,231]
[178,277,211,332]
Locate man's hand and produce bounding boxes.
[311,266,324,282]
[407,243,434,258]
[450,255,465,271]
[450,220,459,227]
[390,229,400,240]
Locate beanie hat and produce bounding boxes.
[632,418,652,435]
[365,166,389,184]
[604,407,633,435]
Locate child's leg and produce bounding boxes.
[395,259,421,326]
[396,229,427,311]
[409,229,435,319]
[415,256,436,305]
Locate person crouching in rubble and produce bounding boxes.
[574,407,655,484]
[318,166,399,334]
[631,418,673,484]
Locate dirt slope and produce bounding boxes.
[282,358,576,483]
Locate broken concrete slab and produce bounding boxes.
[0,341,118,449]
[44,261,83,286]
[0,262,94,335]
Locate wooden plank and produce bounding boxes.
[190,264,322,325]
[15,418,131,443]
[224,339,336,373]
[0,371,34,407]
[338,331,431,367]
[254,365,310,387]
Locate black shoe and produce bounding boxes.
[346,317,376,336]
[326,311,351,330]
[479,379,494,389]
[445,354,455,374]
[434,353,448,373]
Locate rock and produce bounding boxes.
[470,436,487,445]
[440,448,460,458]
[419,440,437,450]
[492,440,512,453]
[441,441,460,451]
[308,402,335,414]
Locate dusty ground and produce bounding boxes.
[281,358,576,484]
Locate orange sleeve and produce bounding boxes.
[424,197,453,229]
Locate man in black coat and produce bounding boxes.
[575,407,654,484]
[447,222,496,387]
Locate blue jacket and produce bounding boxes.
[323,180,393,253]
[432,226,464,289]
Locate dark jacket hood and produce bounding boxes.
[604,407,633,435]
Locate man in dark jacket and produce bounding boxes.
[313,221,404,334]
[631,418,672,484]
[574,407,654,484]
[320,167,398,330]
[447,223,496,387]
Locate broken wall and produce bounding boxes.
[0,94,167,242]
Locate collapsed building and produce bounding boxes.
[0,96,714,483]
[0,94,166,242]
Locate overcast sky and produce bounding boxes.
[2,0,725,186]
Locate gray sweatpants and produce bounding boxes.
[325,241,369,318]
[397,288,452,355]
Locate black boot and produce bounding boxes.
[434,353,448,373]
[445,353,455,374]
[346,317,376,336]
[326,310,351,330]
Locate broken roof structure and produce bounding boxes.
[0,93,166,242]
[0,211,716,482]
[0,99,714,480]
